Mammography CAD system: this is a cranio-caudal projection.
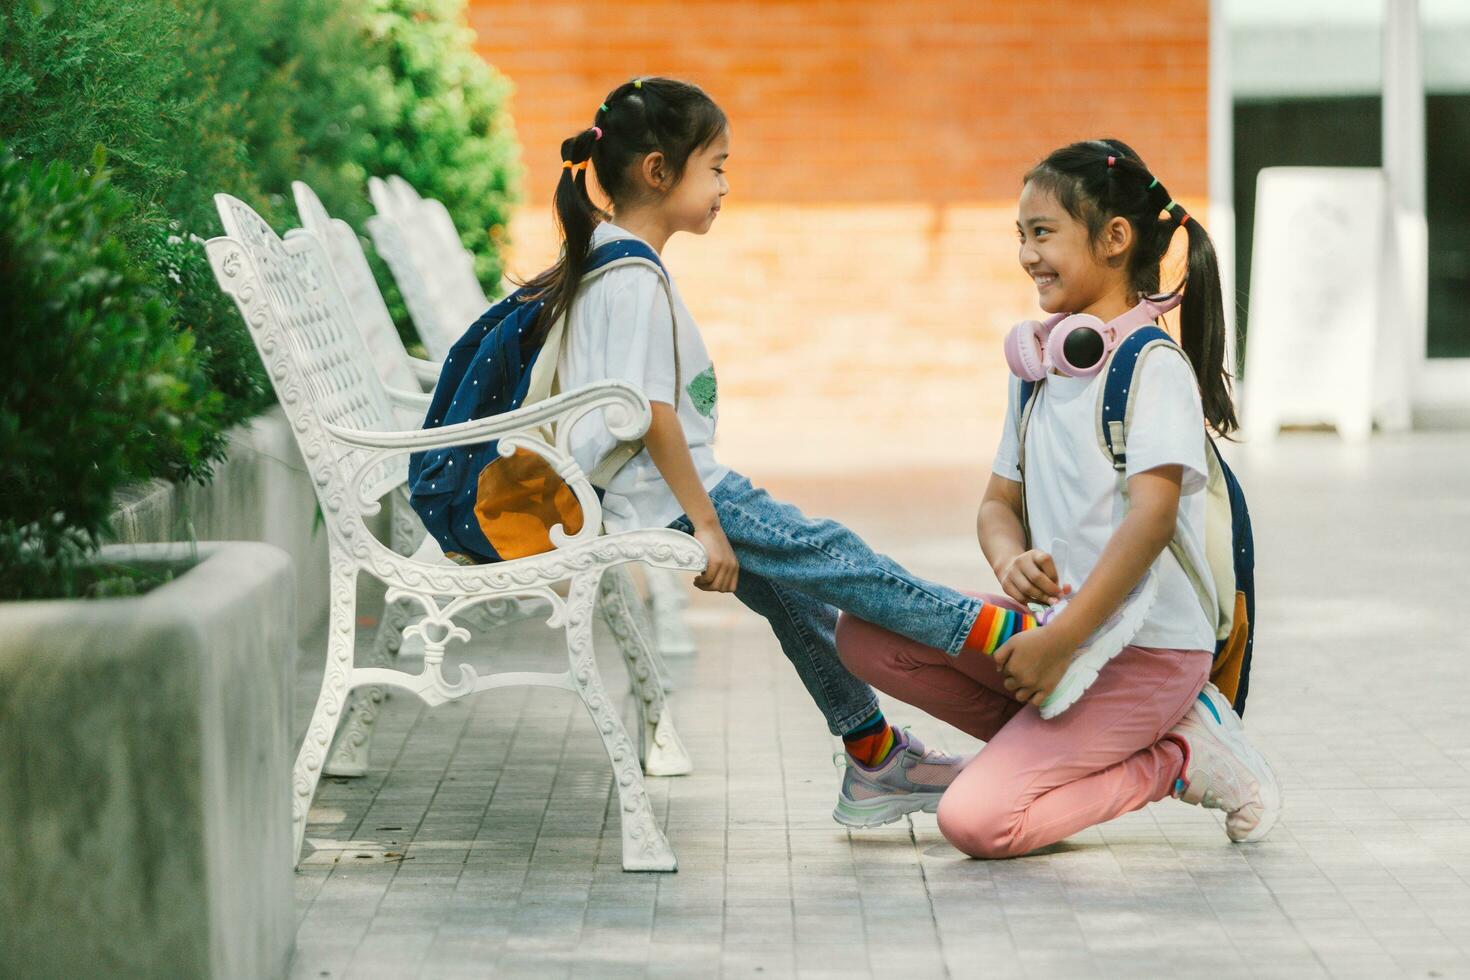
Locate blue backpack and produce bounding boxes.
[409,238,675,565]
[1015,327,1257,714]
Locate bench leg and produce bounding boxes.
[598,568,693,778]
[568,571,677,872]
[322,597,402,777]
[324,491,420,777]
[293,563,358,864]
[645,565,697,657]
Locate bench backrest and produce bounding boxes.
[366,176,488,360]
[207,193,408,518]
[292,180,420,394]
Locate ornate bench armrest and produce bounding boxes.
[386,386,433,416]
[322,379,649,454]
[407,355,442,388]
[324,380,649,550]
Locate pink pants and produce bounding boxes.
[835,593,1210,859]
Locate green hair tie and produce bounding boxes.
[1148,178,1160,190]
[599,103,608,113]
[1166,200,1178,212]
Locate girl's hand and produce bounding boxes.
[993,627,1076,705]
[692,521,739,593]
[998,549,1070,608]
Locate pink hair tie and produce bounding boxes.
[591,126,603,141]
[1107,156,1117,167]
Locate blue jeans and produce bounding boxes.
[670,471,982,735]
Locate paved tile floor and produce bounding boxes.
[289,432,1470,979]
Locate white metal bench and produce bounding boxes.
[292,180,441,395]
[294,179,538,777]
[206,192,703,871]
[365,175,487,361]
[363,175,699,657]
[297,174,691,694]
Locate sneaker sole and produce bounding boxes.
[832,793,942,829]
[1198,685,1283,843]
[1039,570,1159,720]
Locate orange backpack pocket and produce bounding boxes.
[1209,591,1250,705]
[473,448,585,560]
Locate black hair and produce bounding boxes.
[518,77,727,346]
[1024,139,1238,436]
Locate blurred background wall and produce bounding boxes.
[467,0,1210,474]
[1227,0,1470,373]
[466,0,1467,473]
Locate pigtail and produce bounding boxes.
[1177,216,1239,436]
[520,129,604,350]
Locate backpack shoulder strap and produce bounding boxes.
[586,237,664,271]
[1096,325,1186,471]
[583,238,681,401]
[1013,377,1042,469]
[522,236,682,490]
[1098,325,1221,632]
[584,239,681,488]
[1012,376,1043,546]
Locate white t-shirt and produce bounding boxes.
[992,348,1217,651]
[558,222,728,533]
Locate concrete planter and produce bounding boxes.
[111,406,333,641]
[0,542,296,979]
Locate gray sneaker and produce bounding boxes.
[832,731,968,828]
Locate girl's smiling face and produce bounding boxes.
[1016,180,1116,316]
[666,126,730,235]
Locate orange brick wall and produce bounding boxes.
[468,0,1210,475]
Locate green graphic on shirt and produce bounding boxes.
[687,366,718,418]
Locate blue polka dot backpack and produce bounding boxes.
[409,238,674,564]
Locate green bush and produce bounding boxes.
[0,0,520,594]
[183,0,521,344]
[357,0,520,310]
[0,147,222,600]
[0,0,274,450]
[0,0,520,410]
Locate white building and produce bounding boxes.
[1214,0,1470,427]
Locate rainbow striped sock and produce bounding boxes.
[963,602,1039,655]
[843,711,898,768]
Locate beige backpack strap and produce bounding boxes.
[535,253,681,490]
[524,314,564,408]
[1116,477,1218,632]
[521,308,566,448]
[1106,341,1224,635]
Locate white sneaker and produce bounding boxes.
[1169,682,1282,842]
[1037,539,1158,720]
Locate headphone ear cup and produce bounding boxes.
[1047,313,1107,377]
[1004,320,1049,381]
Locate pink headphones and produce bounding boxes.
[1003,293,1183,381]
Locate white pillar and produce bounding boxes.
[1379,0,1424,430]
[1208,0,1238,382]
